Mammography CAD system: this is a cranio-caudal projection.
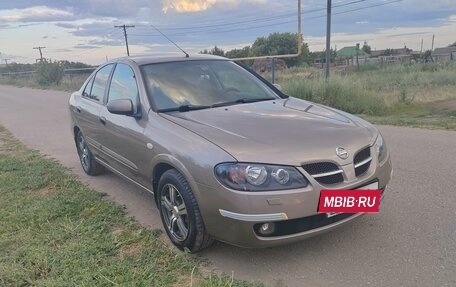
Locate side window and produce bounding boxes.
[108,63,139,112]
[82,76,94,98]
[89,64,114,103]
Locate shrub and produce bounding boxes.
[282,76,388,116]
[398,85,414,105]
[35,61,64,86]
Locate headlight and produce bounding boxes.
[374,134,387,163]
[215,163,308,191]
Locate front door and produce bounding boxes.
[98,63,149,186]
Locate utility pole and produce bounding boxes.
[115,24,135,56]
[4,59,10,65]
[431,34,435,51]
[356,43,360,70]
[33,46,46,62]
[420,39,423,55]
[325,0,332,79]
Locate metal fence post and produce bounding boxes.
[271,57,276,84]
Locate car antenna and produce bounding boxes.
[151,24,189,58]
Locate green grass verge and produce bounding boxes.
[0,126,261,287]
[0,74,86,92]
[363,103,456,130]
[278,62,456,131]
[3,62,456,130]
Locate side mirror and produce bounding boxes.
[107,99,140,117]
[273,83,282,91]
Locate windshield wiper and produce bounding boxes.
[211,97,276,108]
[157,104,211,113]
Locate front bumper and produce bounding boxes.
[196,155,392,248]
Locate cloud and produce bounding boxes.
[0,6,74,23]
[306,14,456,52]
[74,44,100,49]
[88,38,124,46]
[55,22,79,29]
[162,0,267,13]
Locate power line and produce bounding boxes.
[114,24,135,56]
[145,0,374,32]
[129,0,403,38]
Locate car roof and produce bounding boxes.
[114,53,229,66]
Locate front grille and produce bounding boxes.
[302,162,344,185]
[354,147,372,177]
[302,162,339,174]
[254,213,356,237]
[354,147,371,164]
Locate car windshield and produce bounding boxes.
[141,60,280,111]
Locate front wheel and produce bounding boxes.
[76,130,104,176]
[157,169,213,252]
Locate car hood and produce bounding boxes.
[161,97,377,166]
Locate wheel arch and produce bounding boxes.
[73,126,81,141]
[151,155,200,204]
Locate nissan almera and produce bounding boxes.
[69,54,392,252]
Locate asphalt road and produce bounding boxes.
[0,85,455,287]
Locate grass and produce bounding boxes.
[276,62,456,130]
[2,61,456,130]
[0,125,261,287]
[0,74,87,92]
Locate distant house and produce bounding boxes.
[336,46,369,66]
[369,47,414,64]
[432,47,456,62]
[370,48,409,57]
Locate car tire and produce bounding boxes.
[157,169,214,252]
[75,130,104,176]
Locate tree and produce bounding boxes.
[200,46,225,57]
[362,41,371,54]
[449,42,456,47]
[251,32,305,66]
[35,61,63,86]
[225,46,252,59]
[201,33,312,67]
[423,50,433,62]
[383,49,394,56]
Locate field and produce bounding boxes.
[0,125,259,287]
[276,62,456,130]
[0,73,87,92]
[2,61,456,130]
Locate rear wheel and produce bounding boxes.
[76,130,104,176]
[158,169,213,252]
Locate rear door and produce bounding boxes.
[76,64,114,155]
[98,63,149,185]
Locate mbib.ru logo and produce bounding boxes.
[318,189,382,213]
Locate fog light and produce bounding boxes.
[258,222,276,236]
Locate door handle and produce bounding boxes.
[99,116,106,125]
[74,106,82,113]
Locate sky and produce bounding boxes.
[0,0,455,65]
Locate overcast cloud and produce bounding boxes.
[0,0,455,64]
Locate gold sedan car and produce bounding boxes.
[69,54,392,252]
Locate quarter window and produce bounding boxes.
[108,63,139,113]
[89,64,113,103]
[82,76,94,98]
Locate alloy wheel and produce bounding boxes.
[77,134,90,171]
[160,183,189,242]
